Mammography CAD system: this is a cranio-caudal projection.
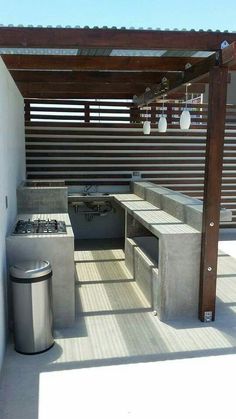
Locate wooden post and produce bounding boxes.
[166,103,173,126]
[130,107,135,123]
[84,104,90,123]
[199,65,228,322]
[24,100,30,122]
[151,105,156,124]
[129,107,141,124]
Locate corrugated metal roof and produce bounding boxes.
[110,49,166,57]
[77,48,113,56]
[0,48,78,55]
[0,25,228,58]
[0,47,215,58]
[0,24,235,32]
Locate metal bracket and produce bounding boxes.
[204,311,213,322]
[221,40,230,49]
[185,62,192,70]
[153,77,169,95]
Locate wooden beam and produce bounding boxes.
[16,81,206,95]
[199,65,228,322]
[10,70,231,85]
[20,93,204,100]
[17,81,150,94]
[20,92,134,99]
[2,54,203,72]
[0,27,236,50]
[134,54,217,106]
[10,70,179,84]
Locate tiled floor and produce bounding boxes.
[1,237,236,418]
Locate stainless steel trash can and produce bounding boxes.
[10,260,54,354]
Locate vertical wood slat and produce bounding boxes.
[130,107,141,123]
[84,104,90,123]
[151,107,156,124]
[166,103,173,125]
[24,100,31,122]
[199,66,229,322]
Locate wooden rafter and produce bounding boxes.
[10,70,181,84]
[23,92,134,99]
[17,81,206,96]
[18,82,151,94]
[133,54,218,106]
[2,55,203,72]
[10,70,227,85]
[0,26,236,50]
[132,42,236,108]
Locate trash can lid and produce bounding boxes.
[10,260,52,279]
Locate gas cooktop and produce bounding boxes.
[13,219,67,235]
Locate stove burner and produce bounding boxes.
[13,219,67,235]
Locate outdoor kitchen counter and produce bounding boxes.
[114,188,202,320]
[6,213,75,328]
[11,213,74,238]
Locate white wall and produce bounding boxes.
[226,72,236,104]
[203,71,236,104]
[0,58,25,372]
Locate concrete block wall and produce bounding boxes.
[156,232,201,320]
[125,182,204,320]
[132,181,232,230]
[132,182,155,199]
[17,185,68,213]
[0,58,25,373]
[146,187,182,209]
[162,194,199,222]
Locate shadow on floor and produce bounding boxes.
[74,238,124,251]
[2,238,236,418]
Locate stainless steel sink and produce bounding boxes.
[68,192,111,203]
[83,192,110,197]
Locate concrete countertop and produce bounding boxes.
[9,213,74,239]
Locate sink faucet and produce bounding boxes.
[83,185,97,194]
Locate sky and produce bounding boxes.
[0,0,236,32]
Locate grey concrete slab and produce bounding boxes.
[132,181,156,199]
[132,210,183,234]
[118,200,157,212]
[113,193,143,202]
[125,238,137,276]
[162,194,199,222]
[17,184,68,213]
[134,247,156,307]
[145,186,180,208]
[157,233,201,320]
[186,203,232,231]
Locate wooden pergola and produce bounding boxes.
[1,26,236,321]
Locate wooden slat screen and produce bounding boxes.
[25,99,236,226]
